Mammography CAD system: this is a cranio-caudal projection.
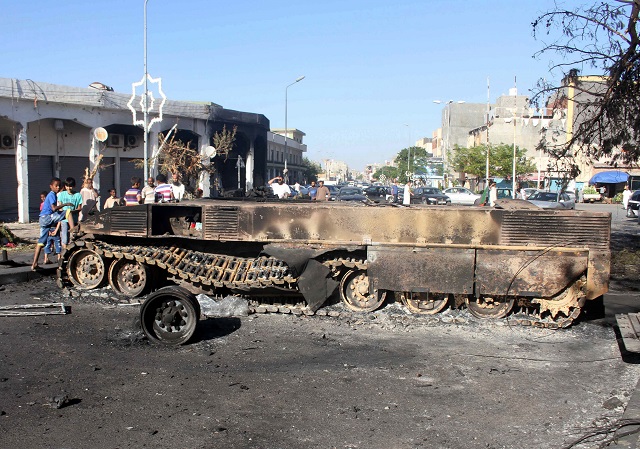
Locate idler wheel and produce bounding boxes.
[140,286,201,345]
[109,259,151,298]
[401,292,449,315]
[340,269,386,312]
[66,249,106,290]
[465,295,514,319]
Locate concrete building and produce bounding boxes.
[467,90,556,185]
[0,77,270,222]
[557,74,640,188]
[439,102,487,157]
[268,128,307,183]
[322,159,349,184]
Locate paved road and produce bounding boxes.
[0,205,638,448]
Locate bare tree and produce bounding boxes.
[532,0,640,177]
[137,125,237,184]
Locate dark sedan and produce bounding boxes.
[411,187,451,205]
[336,187,367,202]
[364,186,390,202]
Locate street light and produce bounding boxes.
[143,0,150,181]
[404,123,411,176]
[284,75,305,182]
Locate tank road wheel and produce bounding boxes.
[340,269,386,312]
[140,287,200,345]
[108,259,151,298]
[66,249,106,290]
[465,295,514,319]
[401,292,449,315]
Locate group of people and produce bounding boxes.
[32,173,187,270]
[268,177,332,201]
[32,176,93,270]
[107,173,187,207]
[390,180,413,205]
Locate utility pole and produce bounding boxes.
[485,77,490,187]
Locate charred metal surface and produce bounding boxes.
[475,249,588,298]
[367,247,474,294]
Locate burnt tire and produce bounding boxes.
[140,286,200,345]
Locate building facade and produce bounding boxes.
[0,78,270,222]
[267,128,307,184]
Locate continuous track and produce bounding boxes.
[58,240,585,329]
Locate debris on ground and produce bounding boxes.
[196,294,249,317]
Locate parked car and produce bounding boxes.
[626,190,640,217]
[326,185,340,201]
[442,187,480,205]
[411,187,451,205]
[527,191,575,209]
[336,187,367,202]
[474,187,513,206]
[364,186,391,202]
[521,188,538,199]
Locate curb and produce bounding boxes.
[0,265,57,286]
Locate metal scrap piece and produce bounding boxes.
[0,303,67,317]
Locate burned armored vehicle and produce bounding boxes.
[58,199,610,343]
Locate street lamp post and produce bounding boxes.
[404,123,411,177]
[284,76,305,182]
[143,0,150,181]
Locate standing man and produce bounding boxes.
[154,174,174,202]
[489,182,498,207]
[141,177,156,204]
[315,180,330,202]
[391,180,399,203]
[623,185,633,210]
[171,172,185,202]
[403,180,412,205]
[308,181,318,200]
[268,176,291,199]
[125,177,143,205]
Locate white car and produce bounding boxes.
[442,187,480,205]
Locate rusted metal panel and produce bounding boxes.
[367,247,474,294]
[475,249,588,297]
[103,206,148,236]
[500,211,610,250]
[587,249,610,299]
[204,205,239,240]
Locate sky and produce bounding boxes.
[2,0,582,171]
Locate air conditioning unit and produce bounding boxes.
[0,135,15,149]
[125,135,140,147]
[107,133,124,148]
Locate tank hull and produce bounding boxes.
[60,199,611,327]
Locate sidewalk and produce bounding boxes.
[0,222,56,285]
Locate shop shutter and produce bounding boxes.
[28,155,54,217]
[119,158,144,196]
[0,155,19,221]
